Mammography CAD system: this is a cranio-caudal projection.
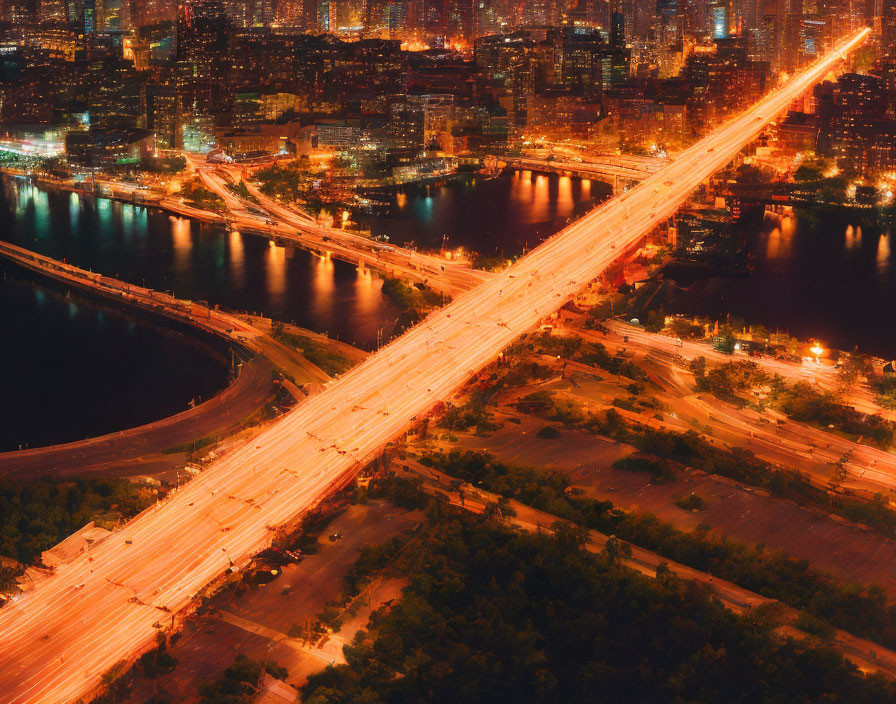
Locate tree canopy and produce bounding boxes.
[302,513,896,704]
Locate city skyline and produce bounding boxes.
[0,2,893,702]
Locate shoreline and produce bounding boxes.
[1,168,227,224]
[0,241,285,476]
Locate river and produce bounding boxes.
[664,207,896,358]
[9,169,892,450]
[0,170,601,449]
[0,271,230,452]
[357,170,610,255]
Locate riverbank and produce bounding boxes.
[1,168,227,224]
[0,241,351,477]
[0,355,276,480]
[658,207,896,358]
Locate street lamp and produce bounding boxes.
[810,344,824,364]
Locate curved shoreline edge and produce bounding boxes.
[0,240,283,478]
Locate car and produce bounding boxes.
[328,533,342,542]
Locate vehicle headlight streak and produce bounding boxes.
[0,28,870,704]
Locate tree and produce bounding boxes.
[839,352,868,391]
[99,661,130,704]
[603,535,633,567]
[670,317,703,339]
[736,164,764,184]
[751,324,770,343]
[643,309,665,333]
[139,634,179,698]
[794,164,823,182]
[198,654,288,704]
[689,356,707,378]
[818,176,849,204]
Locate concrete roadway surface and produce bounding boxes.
[606,319,889,418]
[600,321,896,496]
[0,30,869,704]
[508,155,658,183]
[400,458,896,680]
[196,163,490,296]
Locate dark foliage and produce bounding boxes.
[198,654,288,704]
[422,450,896,652]
[0,478,156,564]
[302,514,896,704]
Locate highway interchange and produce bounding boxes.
[0,28,870,703]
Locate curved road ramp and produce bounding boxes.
[0,29,870,704]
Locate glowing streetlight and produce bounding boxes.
[810,344,824,365]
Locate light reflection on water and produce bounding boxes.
[312,254,335,323]
[665,208,896,358]
[355,169,608,256]
[0,177,401,349]
[877,232,890,275]
[171,215,192,273]
[2,171,602,347]
[229,230,245,287]
[266,242,287,301]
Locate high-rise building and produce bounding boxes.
[883,0,896,51]
[817,72,896,173]
[610,0,626,48]
[133,0,177,27]
[711,1,730,37]
[65,0,97,33]
[10,0,39,26]
[220,0,273,27]
[41,0,69,22]
[97,0,126,30]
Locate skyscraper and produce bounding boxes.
[883,0,896,51]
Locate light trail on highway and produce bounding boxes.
[0,28,869,704]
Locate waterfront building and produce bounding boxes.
[64,126,153,165]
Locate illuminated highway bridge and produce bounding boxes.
[0,28,870,704]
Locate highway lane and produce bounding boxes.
[0,29,869,704]
[620,334,896,498]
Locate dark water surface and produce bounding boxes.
[0,272,229,451]
[0,170,599,448]
[664,208,896,358]
[0,178,402,349]
[356,170,610,256]
[0,177,401,450]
